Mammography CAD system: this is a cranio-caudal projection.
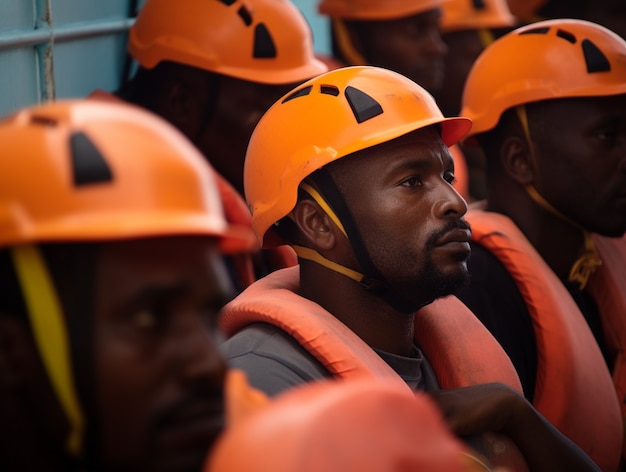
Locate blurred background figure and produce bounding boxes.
[435,0,518,200]
[458,19,626,470]
[0,99,257,472]
[114,0,326,197]
[92,0,328,287]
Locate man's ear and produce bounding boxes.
[292,200,337,250]
[500,135,536,185]
[0,315,33,388]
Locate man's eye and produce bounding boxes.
[596,129,617,143]
[444,172,456,184]
[401,176,422,187]
[404,24,421,37]
[131,309,164,330]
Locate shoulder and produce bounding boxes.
[222,322,331,397]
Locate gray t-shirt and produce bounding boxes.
[221,322,440,397]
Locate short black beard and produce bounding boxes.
[388,219,472,311]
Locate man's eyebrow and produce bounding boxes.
[128,282,233,308]
[124,283,190,307]
[385,153,437,174]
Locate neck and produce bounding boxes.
[299,259,416,357]
[486,190,587,281]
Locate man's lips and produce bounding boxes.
[155,399,225,450]
[435,228,472,247]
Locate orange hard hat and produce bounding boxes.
[206,379,472,472]
[440,0,516,32]
[0,99,256,253]
[244,65,472,247]
[128,0,327,84]
[318,0,446,20]
[462,18,626,136]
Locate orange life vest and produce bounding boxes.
[467,207,623,472]
[588,234,626,456]
[221,265,530,471]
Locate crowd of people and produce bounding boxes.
[0,0,625,471]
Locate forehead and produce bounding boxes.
[360,8,442,31]
[328,127,449,179]
[221,74,299,98]
[93,236,231,309]
[531,94,626,119]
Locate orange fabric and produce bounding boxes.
[221,265,529,471]
[221,266,409,384]
[224,369,270,427]
[210,379,479,472]
[415,296,521,392]
[213,171,258,288]
[588,234,626,461]
[450,144,470,202]
[224,267,521,393]
[467,207,623,472]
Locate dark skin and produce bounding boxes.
[296,127,469,356]
[432,382,598,472]
[434,29,485,117]
[291,126,599,471]
[585,0,626,39]
[0,237,235,472]
[483,95,626,280]
[193,75,298,196]
[128,66,298,196]
[433,28,490,201]
[342,9,447,93]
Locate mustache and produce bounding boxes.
[425,218,472,249]
[153,389,225,430]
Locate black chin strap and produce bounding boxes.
[307,167,417,313]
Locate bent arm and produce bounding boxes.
[429,383,600,472]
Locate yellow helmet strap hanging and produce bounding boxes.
[516,105,602,290]
[10,244,85,457]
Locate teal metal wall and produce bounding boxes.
[0,0,328,117]
[0,0,137,116]
[292,0,331,56]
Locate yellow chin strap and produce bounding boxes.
[10,244,84,457]
[292,183,366,284]
[332,19,368,66]
[516,105,602,290]
[477,28,495,48]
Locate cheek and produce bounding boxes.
[94,333,155,463]
[360,210,432,263]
